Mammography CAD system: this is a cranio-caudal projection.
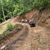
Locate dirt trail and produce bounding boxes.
[0,23,30,50]
[0,21,50,50]
[0,8,50,50]
[11,26,50,50]
[11,23,31,50]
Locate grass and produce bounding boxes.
[0,23,9,34]
[0,21,23,42]
[0,20,12,34]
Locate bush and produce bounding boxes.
[0,23,23,42]
[7,23,23,31]
[0,0,50,22]
[7,23,14,31]
[0,0,33,22]
[33,0,48,10]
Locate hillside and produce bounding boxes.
[0,8,50,50]
[13,8,50,28]
[0,0,50,50]
[11,8,50,50]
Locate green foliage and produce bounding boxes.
[7,23,14,31]
[33,0,48,10]
[0,0,50,22]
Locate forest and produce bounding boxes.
[0,0,50,23]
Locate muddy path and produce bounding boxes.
[0,23,30,50]
[13,26,50,50]
[0,22,50,50]
[0,8,50,50]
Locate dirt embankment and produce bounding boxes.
[0,8,50,50]
[11,26,50,50]
[0,22,30,50]
[9,8,50,50]
[12,8,50,28]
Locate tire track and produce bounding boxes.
[0,22,30,50]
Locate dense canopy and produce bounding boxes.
[0,0,50,22]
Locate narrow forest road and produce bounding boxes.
[0,22,30,50]
[0,21,50,50]
[11,24,50,50]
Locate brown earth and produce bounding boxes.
[10,26,50,50]
[0,8,50,50]
[10,8,50,50]
[12,8,50,27]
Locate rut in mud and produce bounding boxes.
[0,8,50,50]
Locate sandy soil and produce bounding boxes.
[0,8,50,50]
